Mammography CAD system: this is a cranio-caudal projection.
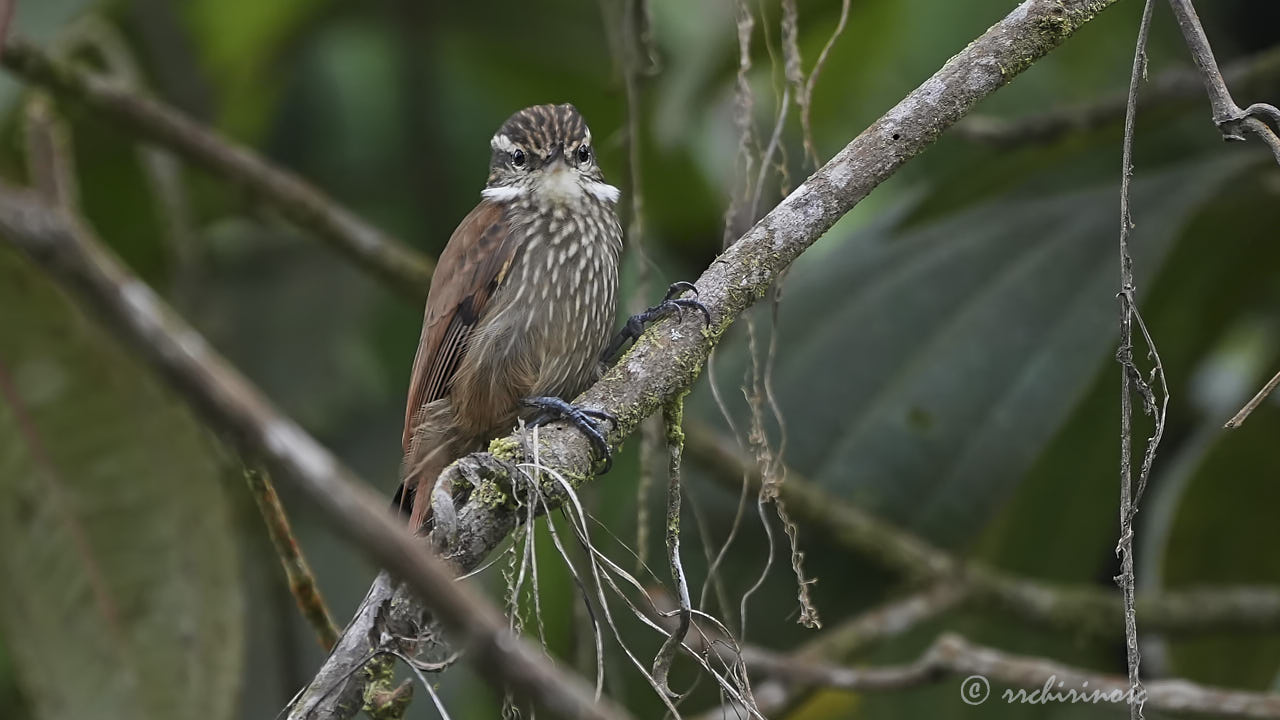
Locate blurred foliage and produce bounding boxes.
[0,248,241,720]
[0,0,1278,719]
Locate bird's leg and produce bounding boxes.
[602,281,712,365]
[521,396,618,472]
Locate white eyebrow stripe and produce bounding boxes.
[491,134,518,153]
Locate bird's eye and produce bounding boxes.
[511,149,526,167]
[576,145,591,164]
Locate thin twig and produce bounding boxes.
[698,355,750,627]
[730,633,1280,719]
[952,44,1280,147]
[698,584,967,719]
[244,468,340,650]
[794,0,851,168]
[685,423,1280,635]
[22,94,78,210]
[1225,367,1280,429]
[620,0,661,576]
[538,465,686,717]
[1157,7,1280,431]
[0,36,434,297]
[652,398,692,697]
[1115,3,1158,717]
[1164,0,1280,159]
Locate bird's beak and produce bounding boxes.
[544,142,565,166]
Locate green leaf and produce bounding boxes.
[182,0,332,137]
[695,155,1249,546]
[0,247,243,720]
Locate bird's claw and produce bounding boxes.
[602,282,711,364]
[659,282,712,325]
[521,396,616,473]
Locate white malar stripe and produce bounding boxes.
[481,185,526,202]
[583,182,620,203]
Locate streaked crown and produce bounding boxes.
[493,104,589,160]
[483,103,618,206]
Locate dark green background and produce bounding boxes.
[1,0,1278,718]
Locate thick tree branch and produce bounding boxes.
[0,36,434,297]
[686,424,1280,636]
[0,186,631,720]
[734,633,1280,719]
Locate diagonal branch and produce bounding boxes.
[0,36,434,297]
[244,467,341,651]
[1160,0,1280,426]
[0,187,631,720]
[1165,0,1280,163]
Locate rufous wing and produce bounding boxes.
[398,201,521,525]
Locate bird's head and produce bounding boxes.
[482,103,619,208]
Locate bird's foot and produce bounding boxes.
[602,281,711,364]
[521,396,617,473]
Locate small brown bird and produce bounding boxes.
[396,103,702,533]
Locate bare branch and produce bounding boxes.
[651,399,691,697]
[1165,0,1280,158]
[0,36,435,297]
[0,0,13,52]
[685,423,1280,635]
[0,186,632,720]
[736,633,1280,719]
[22,94,78,210]
[1115,3,1159,717]
[783,0,851,168]
[244,468,340,650]
[952,44,1280,147]
[699,584,967,719]
[1225,367,1280,429]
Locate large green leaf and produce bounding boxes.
[694,155,1249,547]
[0,246,242,720]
